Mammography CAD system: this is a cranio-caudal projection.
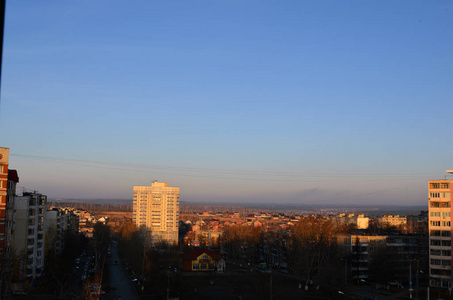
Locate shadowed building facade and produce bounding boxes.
[133,181,180,245]
[428,178,453,288]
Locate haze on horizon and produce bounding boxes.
[1,1,452,206]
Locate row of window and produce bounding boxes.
[430,230,451,237]
[430,192,451,198]
[431,269,451,276]
[430,211,451,217]
[431,259,451,266]
[193,263,215,270]
[430,183,451,189]
[430,240,452,246]
[430,202,450,208]
[430,221,451,227]
[431,249,452,256]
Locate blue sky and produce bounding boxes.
[1,1,452,205]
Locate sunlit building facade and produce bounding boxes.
[428,178,453,288]
[0,147,9,261]
[133,181,180,245]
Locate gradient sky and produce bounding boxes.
[1,1,452,205]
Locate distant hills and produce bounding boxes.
[49,198,426,211]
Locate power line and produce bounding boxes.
[10,153,436,183]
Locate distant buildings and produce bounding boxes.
[428,177,453,288]
[133,181,180,245]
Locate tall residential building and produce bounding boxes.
[13,192,47,283]
[428,177,453,288]
[133,181,180,245]
[0,147,9,260]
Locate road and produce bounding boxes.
[106,243,137,300]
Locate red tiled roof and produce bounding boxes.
[184,248,222,261]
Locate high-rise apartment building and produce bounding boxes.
[133,181,180,245]
[428,176,453,288]
[0,147,9,260]
[14,192,47,282]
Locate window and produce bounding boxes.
[442,231,451,237]
[431,211,441,217]
[193,263,199,270]
[442,240,451,247]
[442,221,451,227]
[442,250,451,256]
[442,260,451,266]
[431,193,440,198]
[431,221,441,226]
[431,249,441,255]
[431,202,440,208]
[431,259,441,265]
[201,263,207,270]
[431,183,441,189]
[442,212,451,218]
[431,239,441,246]
[431,230,441,236]
[441,202,451,208]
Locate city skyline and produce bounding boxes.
[0,1,452,205]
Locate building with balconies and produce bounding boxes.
[133,181,180,245]
[428,177,453,288]
[13,192,47,283]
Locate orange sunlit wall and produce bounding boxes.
[0,147,9,261]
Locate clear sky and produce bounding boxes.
[1,1,452,205]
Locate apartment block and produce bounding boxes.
[428,179,453,288]
[13,192,47,282]
[45,207,67,256]
[0,147,9,260]
[133,181,180,245]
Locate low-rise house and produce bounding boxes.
[183,248,226,272]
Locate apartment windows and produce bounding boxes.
[430,240,441,246]
[431,221,441,227]
[431,202,440,208]
[431,183,441,189]
[442,250,451,256]
[442,231,451,237]
[431,249,441,255]
[442,212,451,218]
[442,240,451,247]
[431,211,441,217]
[442,260,451,266]
[431,259,441,265]
[442,221,451,227]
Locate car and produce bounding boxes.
[113,260,119,265]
